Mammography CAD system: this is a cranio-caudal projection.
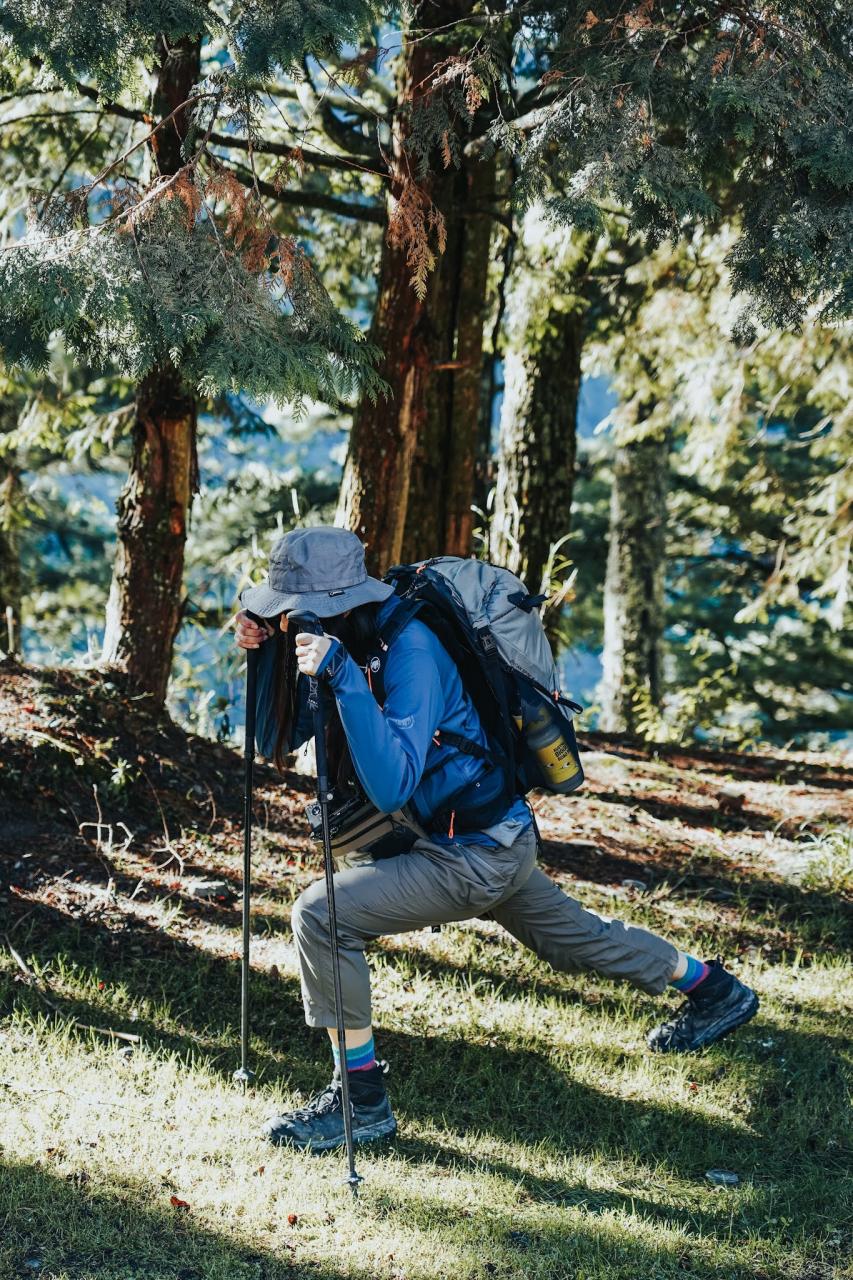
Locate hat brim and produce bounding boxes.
[239,575,394,620]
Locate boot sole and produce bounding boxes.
[648,990,760,1054]
[265,1115,398,1152]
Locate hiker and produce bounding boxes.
[235,526,759,1152]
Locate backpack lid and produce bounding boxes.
[390,557,560,691]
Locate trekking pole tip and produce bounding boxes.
[344,1171,363,1197]
[232,1066,256,1092]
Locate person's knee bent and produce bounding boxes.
[291,879,329,951]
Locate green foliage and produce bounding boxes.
[495,2,853,329]
[0,2,207,97]
[0,197,384,408]
[0,0,379,96]
[582,228,852,744]
[800,825,853,897]
[0,1,385,413]
[230,0,380,82]
[629,658,752,748]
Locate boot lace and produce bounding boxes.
[289,1080,343,1122]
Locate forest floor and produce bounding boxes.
[1,659,851,1280]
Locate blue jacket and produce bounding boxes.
[253,596,530,843]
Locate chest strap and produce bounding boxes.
[420,729,491,782]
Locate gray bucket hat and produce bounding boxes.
[239,526,394,619]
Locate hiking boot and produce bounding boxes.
[261,1063,397,1152]
[647,961,759,1053]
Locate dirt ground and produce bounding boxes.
[2,658,850,970]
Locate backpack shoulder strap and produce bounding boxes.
[368,595,494,764]
[376,593,423,651]
[363,595,422,705]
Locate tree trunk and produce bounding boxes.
[102,366,198,701]
[599,432,668,734]
[0,465,22,654]
[490,304,584,593]
[399,152,496,564]
[101,35,200,701]
[336,1,495,574]
[490,223,595,636]
[476,169,516,523]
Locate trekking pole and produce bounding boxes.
[233,609,265,1094]
[289,610,362,1197]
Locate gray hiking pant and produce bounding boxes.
[291,826,678,1028]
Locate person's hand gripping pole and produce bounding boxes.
[288,610,363,1196]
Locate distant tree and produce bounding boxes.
[0,466,21,653]
[0,2,385,697]
[599,425,669,733]
[0,356,115,657]
[489,213,595,606]
[590,228,853,740]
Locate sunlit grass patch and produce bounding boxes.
[2,723,851,1279]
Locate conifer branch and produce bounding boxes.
[222,163,384,224]
[206,131,387,180]
[82,91,215,196]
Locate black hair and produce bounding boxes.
[271,601,381,786]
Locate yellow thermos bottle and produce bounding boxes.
[519,688,581,793]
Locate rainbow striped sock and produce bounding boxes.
[671,954,710,993]
[332,1035,376,1073]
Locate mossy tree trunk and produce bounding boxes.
[490,304,584,593]
[490,225,595,654]
[336,1,496,573]
[101,36,201,702]
[599,431,669,734]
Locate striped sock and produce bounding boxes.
[671,954,711,993]
[332,1035,377,1073]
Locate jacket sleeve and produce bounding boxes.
[253,639,313,758]
[319,633,443,812]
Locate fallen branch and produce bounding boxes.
[0,1080,129,1109]
[4,935,141,1044]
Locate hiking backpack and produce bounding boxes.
[373,557,584,821]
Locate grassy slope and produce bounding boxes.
[0,661,851,1280]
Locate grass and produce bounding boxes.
[1,675,852,1279]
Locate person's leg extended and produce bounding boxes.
[491,866,758,1051]
[262,830,537,1149]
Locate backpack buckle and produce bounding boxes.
[477,626,496,654]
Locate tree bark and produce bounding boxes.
[399,152,496,564]
[0,465,22,654]
[102,366,198,701]
[599,432,669,734]
[490,303,584,593]
[101,35,201,701]
[336,2,495,573]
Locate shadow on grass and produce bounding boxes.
[2,1152,820,1280]
[3,884,849,1087]
[0,1156,338,1280]
[580,732,853,793]
[538,837,852,953]
[362,1177,848,1277]
[2,874,850,1226]
[4,922,849,1216]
